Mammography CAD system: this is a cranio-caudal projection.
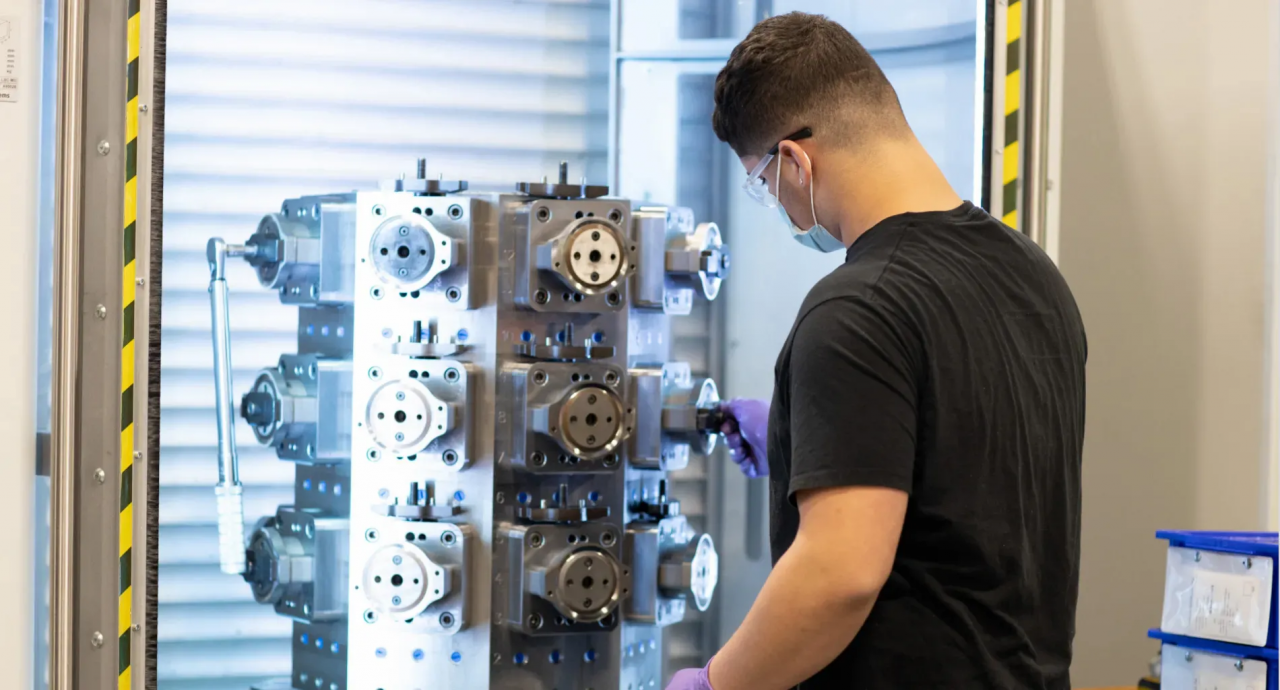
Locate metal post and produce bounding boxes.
[49,0,88,684]
[1022,0,1052,250]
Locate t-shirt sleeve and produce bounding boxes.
[786,296,920,503]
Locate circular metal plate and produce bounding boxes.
[565,221,625,289]
[365,379,447,455]
[555,548,622,622]
[361,543,446,620]
[689,533,719,612]
[558,386,625,456]
[369,217,445,290]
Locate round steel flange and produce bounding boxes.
[365,379,450,455]
[553,548,623,623]
[557,385,626,458]
[369,215,452,291]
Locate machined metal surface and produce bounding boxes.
[211,179,728,689]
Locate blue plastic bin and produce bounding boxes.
[1157,530,1279,649]
[1149,629,1278,690]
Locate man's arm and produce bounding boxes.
[706,484,907,690]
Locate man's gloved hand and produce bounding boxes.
[719,398,769,478]
[664,662,713,690]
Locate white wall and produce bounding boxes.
[1057,0,1274,684]
[0,0,41,687]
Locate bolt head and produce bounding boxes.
[93,469,106,484]
[90,632,104,647]
[96,141,110,155]
[95,304,107,319]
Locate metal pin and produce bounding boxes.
[559,161,569,185]
[417,158,427,179]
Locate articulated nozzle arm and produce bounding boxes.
[208,238,248,575]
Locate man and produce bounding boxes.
[666,12,1086,690]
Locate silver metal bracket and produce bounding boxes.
[517,161,609,199]
[375,481,464,521]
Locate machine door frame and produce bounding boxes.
[49,0,157,686]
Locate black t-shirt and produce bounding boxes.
[767,202,1086,690]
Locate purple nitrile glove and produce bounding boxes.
[665,660,714,690]
[719,398,769,478]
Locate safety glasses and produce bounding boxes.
[741,127,813,207]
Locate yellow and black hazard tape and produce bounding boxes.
[120,0,140,688]
[1003,0,1022,229]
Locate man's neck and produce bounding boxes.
[827,138,964,247]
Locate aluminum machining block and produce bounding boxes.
[217,161,730,690]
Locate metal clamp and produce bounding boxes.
[515,483,611,523]
[516,161,609,199]
[631,480,681,521]
[392,319,468,359]
[377,481,463,521]
[513,323,616,361]
[380,157,470,196]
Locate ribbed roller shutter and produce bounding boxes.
[158,2,609,687]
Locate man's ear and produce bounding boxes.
[778,142,809,186]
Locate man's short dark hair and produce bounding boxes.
[712,12,908,158]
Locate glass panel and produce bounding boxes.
[619,0,765,52]
[34,0,59,687]
[613,0,986,670]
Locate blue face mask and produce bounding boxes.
[776,152,844,253]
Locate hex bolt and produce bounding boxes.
[442,450,459,466]
[90,632,104,648]
[528,613,544,629]
[529,532,545,548]
[534,289,550,305]
[93,469,106,484]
